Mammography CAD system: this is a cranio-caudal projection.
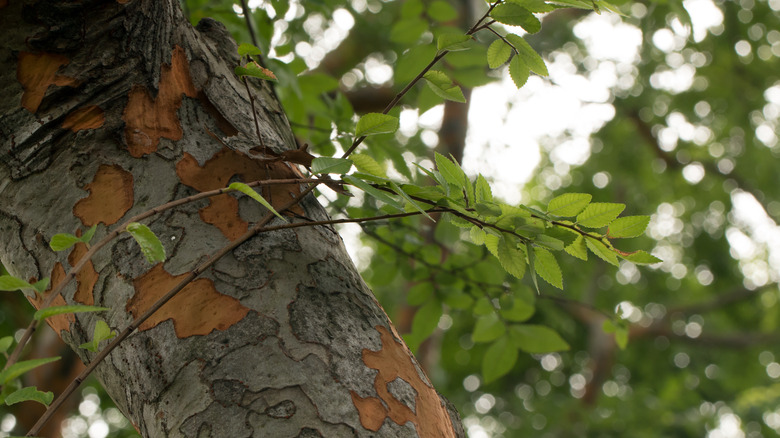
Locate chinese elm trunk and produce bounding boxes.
[0,1,464,436]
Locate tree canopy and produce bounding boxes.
[2,0,780,436]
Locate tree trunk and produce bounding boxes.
[0,1,463,436]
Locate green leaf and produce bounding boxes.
[428,0,458,21]
[350,153,387,178]
[482,335,519,383]
[390,18,427,44]
[509,324,570,353]
[534,234,565,251]
[499,296,535,322]
[506,34,548,76]
[81,224,98,245]
[49,233,81,251]
[34,305,109,321]
[510,0,555,13]
[434,152,467,189]
[79,320,116,353]
[547,193,592,217]
[389,182,434,222]
[576,202,625,228]
[618,250,662,265]
[355,113,399,137]
[444,291,474,309]
[409,300,442,350]
[31,278,49,294]
[526,242,541,294]
[437,34,472,52]
[234,62,277,81]
[342,175,403,210]
[497,235,526,280]
[0,336,13,353]
[228,182,286,221]
[0,357,60,385]
[565,235,588,261]
[407,282,434,306]
[487,39,512,68]
[533,247,563,289]
[0,275,33,292]
[603,320,628,349]
[472,314,506,343]
[608,215,651,238]
[484,233,500,259]
[585,237,620,266]
[126,223,167,264]
[311,157,353,175]
[473,296,495,315]
[5,386,54,407]
[237,43,263,56]
[491,3,541,33]
[508,56,530,88]
[475,175,493,202]
[423,71,466,103]
[470,226,486,245]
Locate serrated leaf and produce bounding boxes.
[509,0,555,12]
[482,335,518,383]
[534,234,565,251]
[0,357,60,385]
[547,193,592,217]
[498,235,526,280]
[526,242,541,293]
[509,324,570,353]
[355,113,399,137]
[565,235,588,261]
[470,226,486,245]
[484,233,500,259]
[608,215,651,238]
[506,34,548,76]
[49,233,81,251]
[229,182,286,221]
[34,305,109,321]
[311,157,353,175]
[618,250,662,264]
[234,62,277,81]
[533,247,563,289]
[0,336,13,353]
[475,175,493,202]
[434,152,467,190]
[351,154,386,178]
[576,202,625,228]
[544,226,579,247]
[126,223,166,264]
[585,237,620,266]
[491,3,541,33]
[389,181,434,222]
[423,71,466,103]
[5,386,54,407]
[237,43,263,56]
[79,320,116,353]
[487,39,512,68]
[437,34,472,52]
[0,275,33,292]
[472,314,506,343]
[508,56,530,88]
[343,175,403,210]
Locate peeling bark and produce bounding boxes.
[0,1,463,436]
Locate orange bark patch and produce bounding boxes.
[127,264,250,338]
[62,105,105,132]
[73,164,134,226]
[122,45,197,157]
[27,264,74,335]
[68,241,98,306]
[17,52,80,112]
[351,326,456,437]
[175,148,302,240]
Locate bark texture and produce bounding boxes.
[0,1,463,436]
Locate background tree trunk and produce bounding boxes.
[0,1,463,436]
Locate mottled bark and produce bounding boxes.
[0,1,463,436]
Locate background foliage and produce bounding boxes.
[3,0,780,436]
